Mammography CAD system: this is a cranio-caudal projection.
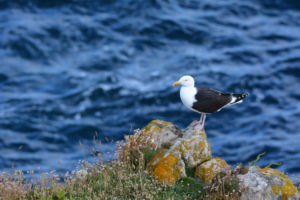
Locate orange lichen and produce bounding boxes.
[147,150,184,184]
[255,166,298,199]
[195,157,229,183]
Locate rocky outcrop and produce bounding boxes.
[118,120,181,166]
[195,157,230,183]
[146,120,212,184]
[171,121,211,168]
[125,119,299,200]
[142,120,182,149]
[238,166,300,200]
[146,120,212,183]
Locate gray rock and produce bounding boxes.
[142,120,182,149]
[152,120,211,170]
[238,166,299,200]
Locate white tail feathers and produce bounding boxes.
[230,93,248,104]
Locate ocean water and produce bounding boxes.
[0,0,299,181]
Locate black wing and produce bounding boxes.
[192,86,232,113]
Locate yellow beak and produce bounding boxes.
[173,81,181,86]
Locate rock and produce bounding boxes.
[238,166,300,200]
[147,150,186,184]
[147,121,212,184]
[142,119,299,198]
[182,120,207,139]
[118,120,181,165]
[169,121,211,168]
[142,120,182,149]
[195,157,230,183]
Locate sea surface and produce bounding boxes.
[0,0,299,181]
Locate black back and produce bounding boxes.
[192,86,232,113]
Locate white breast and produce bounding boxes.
[180,86,197,110]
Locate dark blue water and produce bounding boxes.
[0,0,300,181]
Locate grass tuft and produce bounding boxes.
[0,129,243,200]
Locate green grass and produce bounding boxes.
[1,139,241,200]
[26,171,207,200]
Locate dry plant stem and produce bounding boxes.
[1,128,243,200]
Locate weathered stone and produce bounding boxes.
[182,120,207,139]
[169,121,211,168]
[140,119,299,197]
[195,157,230,183]
[142,120,181,149]
[238,166,300,200]
[147,150,186,184]
[147,121,212,184]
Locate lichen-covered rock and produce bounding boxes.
[182,120,207,139]
[142,120,181,149]
[195,157,230,183]
[141,119,298,197]
[169,136,211,168]
[147,121,212,184]
[238,166,300,200]
[119,120,181,164]
[169,121,212,168]
[147,150,186,184]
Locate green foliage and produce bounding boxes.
[265,162,282,168]
[1,145,241,200]
[248,152,282,169]
[223,175,239,195]
[161,143,172,149]
[152,177,205,200]
[174,177,205,199]
[185,167,195,177]
[141,147,161,167]
[249,152,266,166]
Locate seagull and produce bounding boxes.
[173,75,248,131]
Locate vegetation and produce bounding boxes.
[0,129,241,200]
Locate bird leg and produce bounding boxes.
[195,113,206,132]
[200,113,206,130]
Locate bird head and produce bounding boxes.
[173,75,195,87]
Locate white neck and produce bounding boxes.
[180,86,197,109]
